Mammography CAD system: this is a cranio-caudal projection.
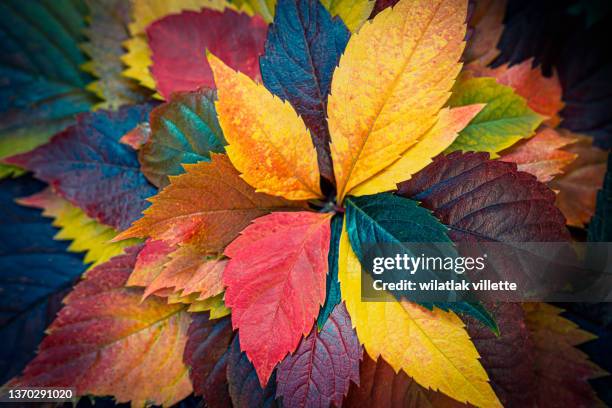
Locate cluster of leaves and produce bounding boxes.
[0,0,610,407]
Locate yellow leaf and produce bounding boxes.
[319,0,375,32]
[208,53,323,200]
[122,0,229,91]
[328,0,468,201]
[168,291,231,318]
[351,104,484,195]
[18,189,141,268]
[337,223,501,408]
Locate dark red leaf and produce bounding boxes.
[276,303,362,407]
[184,313,234,408]
[398,151,569,242]
[343,354,468,407]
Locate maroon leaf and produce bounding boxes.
[275,303,362,408]
[6,105,157,231]
[184,313,234,408]
[343,355,468,407]
[148,8,268,99]
[465,303,537,407]
[398,151,569,242]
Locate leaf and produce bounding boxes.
[447,77,544,157]
[183,313,234,407]
[349,105,484,196]
[120,123,151,150]
[343,354,469,407]
[344,193,497,331]
[523,303,606,407]
[328,0,468,201]
[6,105,157,231]
[0,176,86,384]
[223,211,332,385]
[276,303,362,408]
[337,224,501,408]
[227,335,279,408]
[17,189,141,268]
[140,88,225,187]
[116,154,303,252]
[463,0,506,66]
[128,239,175,288]
[81,0,150,109]
[0,0,96,176]
[318,0,375,33]
[142,246,226,301]
[398,151,570,242]
[465,303,538,406]
[15,246,193,407]
[122,0,228,91]
[235,0,374,32]
[148,8,268,99]
[549,132,608,228]
[260,0,350,184]
[499,127,578,182]
[186,293,231,318]
[209,54,323,200]
[589,153,612,241]
[317,214,343,328]
[466,58,564,127]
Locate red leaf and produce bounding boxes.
[148,9,268,99]
[223,211,332,386]
[183,313,234,407]
[15,246,193,406]
[276,303,362,408]
[343,355,468,407]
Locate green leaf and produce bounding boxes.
[344,193,498,333]
[317,214,343,329]
[139,89,226,187]
[447,77,544,157]
[0,0,96,176]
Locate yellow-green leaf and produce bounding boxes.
[18,189,141,268]
[447,77,545,157]
[328,0,468,201]
[338,223,501,408]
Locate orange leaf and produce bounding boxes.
[549,132,608,227]
[116,154,303,252]
[223,211,332,385]
[208,53,323,200]
[142,245,226,300]
[467,58,564,127]
[500,127,578,182]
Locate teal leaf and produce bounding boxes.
[0,0,97,176]
[139,89,226,187]
[317,214,343,329]
[344,193,498,332]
